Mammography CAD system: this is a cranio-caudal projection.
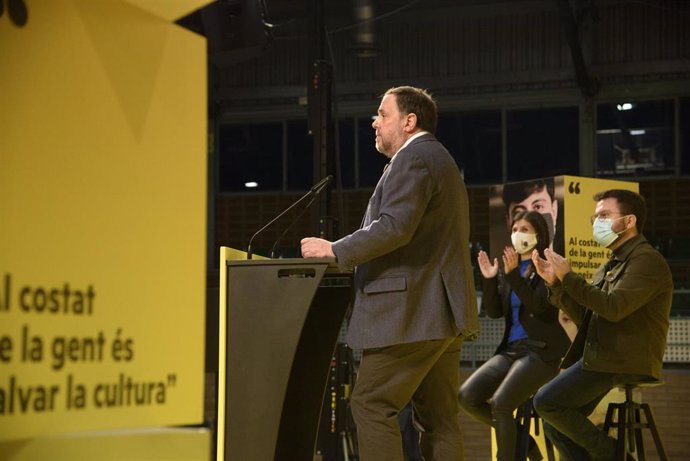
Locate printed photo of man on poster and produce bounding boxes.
[489,177,565,260]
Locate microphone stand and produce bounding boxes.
[246,176,332,259]
[270,195,317,258]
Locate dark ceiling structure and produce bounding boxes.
[178,0,606,99]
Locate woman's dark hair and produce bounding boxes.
[511,210,550,258]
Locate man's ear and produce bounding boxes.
[404,113,418,132]
[627,214,637,231]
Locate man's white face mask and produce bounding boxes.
[592,216,628,247]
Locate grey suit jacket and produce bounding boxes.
[332,133,479,350]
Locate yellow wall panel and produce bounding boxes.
[0,0,208,440]
[0,427,210,461]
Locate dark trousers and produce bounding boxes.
[398,402,423,461]
[533,358,650,461]
[350,337,463,461]
[458,343,557,461]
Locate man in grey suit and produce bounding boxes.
[301,86,479,460]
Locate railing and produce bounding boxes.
[461,316,690,368]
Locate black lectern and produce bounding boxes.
[216,248,352,461]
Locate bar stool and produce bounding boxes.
[602,381,668,461]
[515,398,556,461]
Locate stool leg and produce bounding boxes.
[616,403,627,461]
[634,405,646,461]
[626,387,636,455]
[603,402,616,434]
[532,407,554,461]
[522,408,533,461]
[641,403,669,461]
[515,404,529,461]
[543,430,556,461]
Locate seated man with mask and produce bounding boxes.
[531,189,673,461]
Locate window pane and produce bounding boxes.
[337,118,356,189]
[437,111,501,185]
[507,107,579,181]
[357,117,388,188]
[286,120,312,191]
[596,100,674,177]
[218,123,282,192]
[681,97,690,175]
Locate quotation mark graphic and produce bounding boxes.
[568,182,581,194]
[0,0,29,27]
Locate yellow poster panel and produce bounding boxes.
[560,176,638,282]
[0,0,209,440]
[489,176,638,283]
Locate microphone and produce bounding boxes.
[269,195,317,258]
[309,175,332,195]
[246,175,333,259]
[267,175,334,258]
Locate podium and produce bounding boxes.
[216,248,353,461]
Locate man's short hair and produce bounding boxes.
[593,189,647,233]
[501,179,555,210]
[384,86,438,134]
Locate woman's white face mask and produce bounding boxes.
[511,231,537,255]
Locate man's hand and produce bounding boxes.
[300,237,335,258]
[531,249,558,286]
[544,248,571,281]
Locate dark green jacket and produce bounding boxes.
[548,234,673,380]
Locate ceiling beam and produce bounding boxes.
[554,0,599,97]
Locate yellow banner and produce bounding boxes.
[489,176,638,282]
[1,0,209,440]
[560,176,638,281]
